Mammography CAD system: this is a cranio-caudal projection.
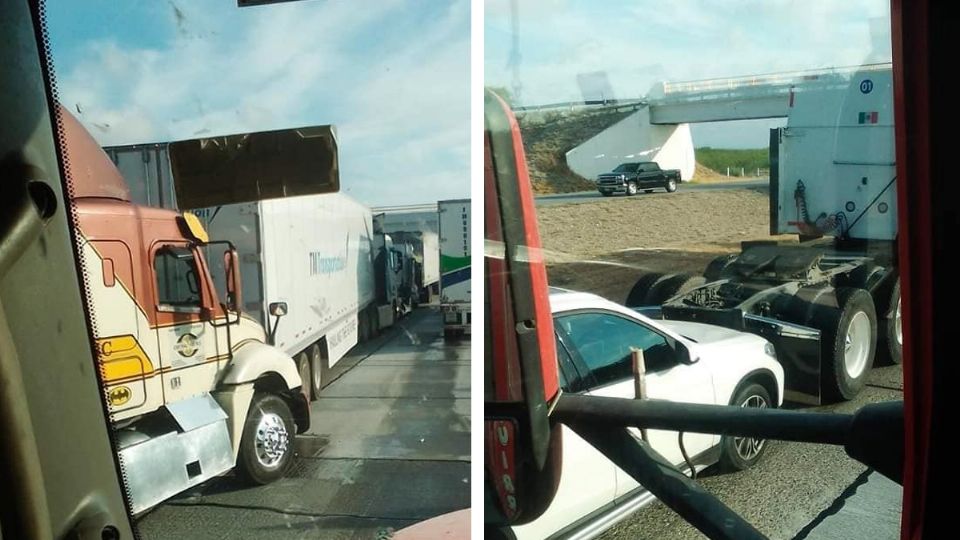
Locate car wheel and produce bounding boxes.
[719,383,772,471]
[236,393,295,485]
[295,352,312,402]
[625,272,665,307]
[665,178,678,192]
[818,288,877,401]
[627,181,638,195]
[876,279,902,365]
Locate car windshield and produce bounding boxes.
[613,163,641,173]
[486,0,903,538]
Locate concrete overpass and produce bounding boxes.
[564,63,891,181]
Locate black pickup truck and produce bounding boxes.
[596,161,681,196]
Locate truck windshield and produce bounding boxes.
[42,1,471,538]
[486,0,902,538]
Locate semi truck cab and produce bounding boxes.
[62,107,309,513]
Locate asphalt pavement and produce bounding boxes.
[135,308,470,540]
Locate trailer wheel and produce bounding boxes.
[625,272,665,307]
[309,343,328,396]
[646,273,706,305]
[627,181,638,196]
[819,288,877,401]
[236,393,295,485]
[704,253,738,281]
[719,383,772,471]
[877,279,902,365]
[665,178,678,193]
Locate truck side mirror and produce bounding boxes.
[223,249,242,315]
[269,302,288,317]
[267,302,288,345]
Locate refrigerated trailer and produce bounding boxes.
[627,66,899,404]
[105,143,398,403]
[438,199,471,337]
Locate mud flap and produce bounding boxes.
[744,314,821,404]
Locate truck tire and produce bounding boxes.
[719,383,772,471]
[236,393,295,485]
[817,288,877,402]
[877,279,902,365]
[625,272,665,307]
[627,181,638,196]
[646,273,706,305]
[665,178,678,193]
[295,352,312,402]
[704,253,738,281]
[309,343,328,396]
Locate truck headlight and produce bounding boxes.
[764,342,777,360]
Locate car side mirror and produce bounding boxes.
[676,341,699,364]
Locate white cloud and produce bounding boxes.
[50,0,469,206]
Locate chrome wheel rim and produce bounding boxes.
[844,311,871,378]
[733,394,767,460]
[628,183,637,195]
[668,180,676,191]
[255,412,289,468]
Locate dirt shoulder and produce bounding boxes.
[536,188,796,303]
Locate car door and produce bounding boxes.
[554,310,718,500]
[637,163,656,187]
[513,335,618,539]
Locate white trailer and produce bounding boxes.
[438,199,471,337]
[105,143,385,400]
[192,194,377,369]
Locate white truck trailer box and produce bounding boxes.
[438,199,471,336]
[193,194,376,368]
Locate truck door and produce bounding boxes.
[151,243,222,403]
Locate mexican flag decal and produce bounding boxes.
[858,111,879,124]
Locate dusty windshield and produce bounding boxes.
[45,0,470,538]
[486,0,902,538]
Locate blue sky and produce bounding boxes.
[485,0,892,148]
[46,0,469,207]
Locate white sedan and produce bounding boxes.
[513,288,785,540]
